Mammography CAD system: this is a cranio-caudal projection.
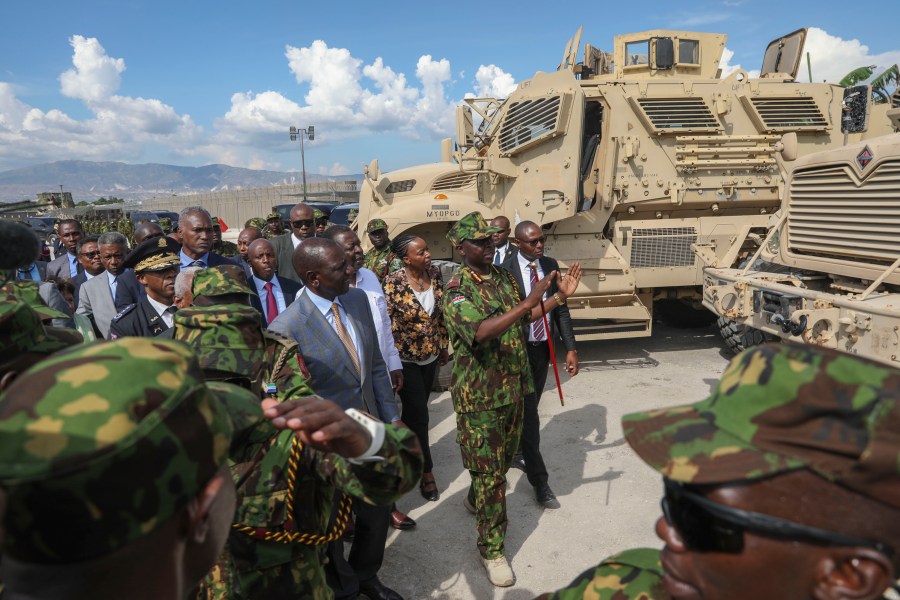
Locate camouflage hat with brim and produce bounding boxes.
[192,265,255,298]
[173,304,266,382]
[366,218,388,233]
[0,337,262,563]
[266,212,282,221]
[623,343,900,509]
[446,211,503,246]
[1,282,69,320]
[0,301,81,359]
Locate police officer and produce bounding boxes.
[543,343,900,600]
[0,337,260,600]
[362,219,401,283]
[169,267,424,599]
[443,211,581,587]
[109,236,181,338]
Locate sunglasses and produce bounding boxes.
[662,479,894,557]
[80,251,101,259]
[518,236,546,247]
[292,219,314,228]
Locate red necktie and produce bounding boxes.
[264,281,278,325]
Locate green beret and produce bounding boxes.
[192,265,255,298]
[173,304,266,384]
[366,218,388,234]
[623,343,900,510]
[0,300,81,359]
[446,211,502,246]
[0,337,262,563]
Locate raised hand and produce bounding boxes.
[557,262,583,298]
[261,396,372,458]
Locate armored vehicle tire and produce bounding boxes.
[717,316,777,354]
[654,298,718,328]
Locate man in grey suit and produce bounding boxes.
[269,238,405,600]
[46,219,84,281]
[77,232,136,338]
[269,202,314,282]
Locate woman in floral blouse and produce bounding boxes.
[383,234,449,501]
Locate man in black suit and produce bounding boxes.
[109,237,181,339]
[269,203,314,282]
[246,238,301,325]
[46,219,84,281]
[176,207,236,269]
[500,220,579,510]
[269,238,404,600]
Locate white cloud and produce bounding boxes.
[801,28,900,85]
[473,64,517,98]
[322,162,351,176]
[719,47,761,79]
[59,35,125,102]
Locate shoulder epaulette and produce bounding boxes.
[111,303,137,321]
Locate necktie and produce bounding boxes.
[529,263,546,341]
[264,281,278,325]
[109,275,118,300]
[189,260,206,268]
[332,302,361,376]
[494,249,502,265]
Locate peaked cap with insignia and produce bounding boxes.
[123,236,181,273]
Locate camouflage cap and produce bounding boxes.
[446,211,503,246]
[266,212,281,221]
[246,217,267,229]
[172,304,266,382]
[623,343,900,509]
[192,265,255,298]
[0,337,261,563]
[1,281,69,320]
[0,300,81,360]
[211,216,222,230]
[366,218,388,233]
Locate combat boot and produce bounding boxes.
[482,555,514,587]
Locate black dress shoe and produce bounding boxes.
[390,509,416,530]
[359,577,404,600]
[420,473,440,501]
[535,482,561,509]
[509,454,526,472]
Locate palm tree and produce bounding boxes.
[840,64,899,103]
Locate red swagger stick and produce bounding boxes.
[538,269,565,407]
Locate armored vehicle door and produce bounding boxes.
[489,70,585,224]
[760,28,807,80]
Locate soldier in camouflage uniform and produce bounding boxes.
[314,209,329,235]
[545,342,900,600]
[172,267,424,599]
[264,211,285,238]
[443,211,580,587]
[0,337,262,599]
[362,218,402,282]
[211,216,239,258]
[158,216,173,234]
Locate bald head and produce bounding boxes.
[292,238,350,300]
[490,215,511,249]
[237,227,262,260]
[514,220,539,239]
[134,222,164,246]
[289,204,315,239]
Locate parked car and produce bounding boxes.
[328,203,359,228]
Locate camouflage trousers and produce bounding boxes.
[456,401,523,559]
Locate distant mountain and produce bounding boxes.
[0,160,363,203]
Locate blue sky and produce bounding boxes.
[1,0,897,176]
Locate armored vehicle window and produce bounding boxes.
[678,40,700,65]
[625,41,649,67]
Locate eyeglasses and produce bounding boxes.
[518,236,546,247]
[80,251,101,259]
[661,479,894,557]
[292,219,314,228]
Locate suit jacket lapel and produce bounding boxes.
[297,292,360,383]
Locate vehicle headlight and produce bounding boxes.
[385,179,416,194]
[766,228,781,254]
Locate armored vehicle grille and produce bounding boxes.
[630,227,697,268]
[431,173,478,191]
[635,98,719,132]
[749,97,828,131]
[498,96,562,155]
[787,159,900,265]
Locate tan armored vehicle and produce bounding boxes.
[703,100,900,365]
[358,28,894,340]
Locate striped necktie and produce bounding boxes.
[529,263,546,341]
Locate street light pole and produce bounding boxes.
[289,125,315,202]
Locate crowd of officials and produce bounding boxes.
[1,203,900,600]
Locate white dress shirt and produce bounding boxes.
[517,252,546,342]
[146,295,177,328]
[252,274,287,322]
[291,233,303,249]
[107,270,118,300]
[352,268,403,373]
[494,242,510,265]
